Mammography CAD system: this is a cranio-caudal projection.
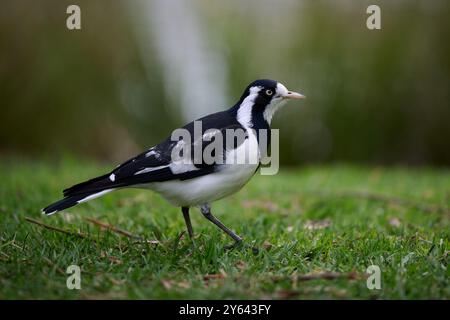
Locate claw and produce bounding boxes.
[224,240,243,251]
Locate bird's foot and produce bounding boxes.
[224,239,243,251]
[224,241,259,255]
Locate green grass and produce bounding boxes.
[0,158,448,299]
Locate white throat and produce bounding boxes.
[263,99,287,124]
[263,82,289,124]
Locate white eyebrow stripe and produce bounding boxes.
[276,82,288,95]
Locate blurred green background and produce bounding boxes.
[1,0,449,166]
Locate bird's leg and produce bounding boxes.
[200,204,243,245]
[182,206,195,241]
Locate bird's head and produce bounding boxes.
[233,79,305,128]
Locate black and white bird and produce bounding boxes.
[43,79,304,245]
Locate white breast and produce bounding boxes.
[142,129,260,207]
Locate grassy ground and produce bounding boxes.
[0,158,448,299]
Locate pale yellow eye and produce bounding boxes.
[265,89,273,96]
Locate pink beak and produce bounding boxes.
[283,90,305,100]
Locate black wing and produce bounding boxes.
[63,110,246,197]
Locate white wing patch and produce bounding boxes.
[145,148,159,158]
[202,129,221,141]
[77,189,113,204]
[169,162,199,174]
[134,165,169,175]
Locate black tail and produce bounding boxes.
[42,173,119,215]
[63,173,112,197]
[42,193,93,215]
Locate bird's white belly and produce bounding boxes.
[142,130,260,206]
[147,163,258,206]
